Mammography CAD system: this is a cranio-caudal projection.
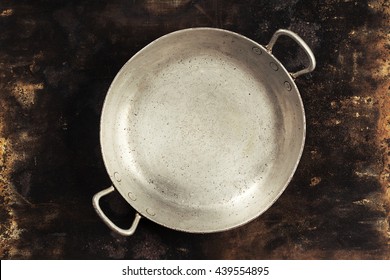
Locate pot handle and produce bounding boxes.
[92,186,141,236]
[266,29,316,79]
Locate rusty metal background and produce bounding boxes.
[0,0,389,259]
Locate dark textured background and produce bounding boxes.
[0,0,389,259]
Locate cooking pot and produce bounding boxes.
[92,28,316,236]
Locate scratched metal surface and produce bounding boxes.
[0,0,389,259]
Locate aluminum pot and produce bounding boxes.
[93,28,316,236]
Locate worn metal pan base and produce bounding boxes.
[100,29,307,233]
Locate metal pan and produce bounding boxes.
[92,28,316,236]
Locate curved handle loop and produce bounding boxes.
[92,186,141,236]
[266,29,316,79]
